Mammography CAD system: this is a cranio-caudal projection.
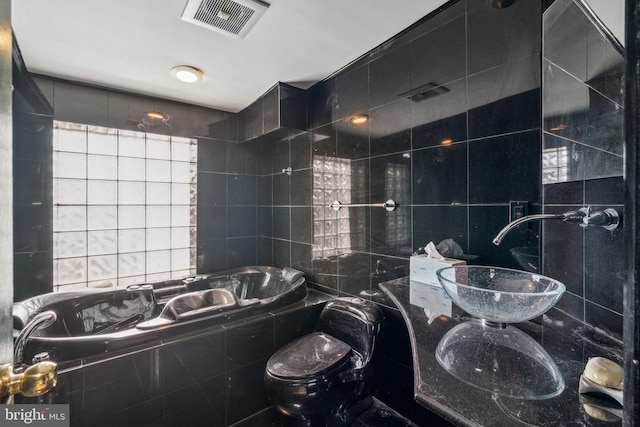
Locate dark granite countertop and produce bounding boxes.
[379,277,624,427]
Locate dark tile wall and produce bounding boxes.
[13,57,54,301]
[543,177,625,340]
[254,1,544,422]
[13,111,54,301]
[540,0,625,341]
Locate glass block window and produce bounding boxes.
[53,122,197,291]
[312,156,367,258]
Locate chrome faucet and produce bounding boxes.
[493,207,620,246]
[492,210,587,246]
[14,311,57,365]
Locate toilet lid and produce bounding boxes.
[267,332,353,379]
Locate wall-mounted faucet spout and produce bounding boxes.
[14,311,57,365]
[492,210,587,246]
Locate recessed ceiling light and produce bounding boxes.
[170,65,204,83]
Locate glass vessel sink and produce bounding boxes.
[436,266,565,326]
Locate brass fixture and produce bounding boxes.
[0,361,58,399]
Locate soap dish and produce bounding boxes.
[578,375,624,406]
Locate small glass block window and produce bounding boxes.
[53,121,197,291]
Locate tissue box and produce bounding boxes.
[409,255,466,287]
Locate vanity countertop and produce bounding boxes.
[379,277,624,427]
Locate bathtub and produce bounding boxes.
[13,266,307,366]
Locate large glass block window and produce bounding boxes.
[53,121,197,291]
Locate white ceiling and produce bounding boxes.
[12,0,448,113]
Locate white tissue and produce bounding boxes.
[425,241,445,260]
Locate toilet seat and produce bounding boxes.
[266,332,353,380]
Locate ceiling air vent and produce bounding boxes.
[181,0,269,39]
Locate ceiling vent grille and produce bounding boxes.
[181,0,269,39]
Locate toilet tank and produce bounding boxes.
[315,297,383,363]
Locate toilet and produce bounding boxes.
[264,297,383,426]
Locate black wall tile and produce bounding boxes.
[411,78,467,150]
[197,206,227,239]
[226,359,271,425]
[193,106,230,139]
[239,98,263,142]
[290,168,312,206]
[291,207,312,244]
[584,302,623,341]
[412,143,467,205]
[369,43,411,109]
[308,79,337,129]
[228,140,258,175]
[370,152,410,203]
[153,99,195,138]
[228,175,257,206]
[272,172,290,206]
[290,241,312,273]
[543,62,589,142]
[227,207,257,237]
[14,251,52,301]
[466,0,541,75]
[543,205,585,297]
[261,206,273,237]
[468,130,541,204]
[197,239,227,273]
[271,139,290,175]
[370,100,411,156]
[198,172,227,206]
[290,132,311,170]
[338,252,371,297]
[585,176,624,205]
[198,138,228,173]
[312,123,337,157]
[336,119,369,160]
[272,207,290,240]
[263,85,280,134]
[53,81,110,127]
[468,205,517,267]
[225,318,275,371]
[584,220,624,313]
[412,206,467,252]
[335,64,369,121]
[260,175,273,206]
[468,57,541,139]
[272,238,291,269]
[543,180,584,204]
[227,237,257,268]
[411,15,466,90]
[258,237,274,266]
